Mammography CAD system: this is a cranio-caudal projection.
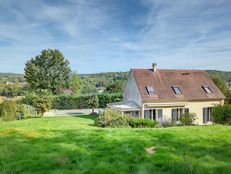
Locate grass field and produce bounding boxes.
[0,116,231,174]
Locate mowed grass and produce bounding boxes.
[0,116,231,174]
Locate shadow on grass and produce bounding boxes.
[73,115,96,121]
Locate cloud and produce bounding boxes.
[0,0,230,73]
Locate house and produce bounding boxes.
[108,63,225,125]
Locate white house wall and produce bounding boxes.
[123,70,142,106]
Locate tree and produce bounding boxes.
[105,81,123,93]
[88,95,99,114]
[212,104,231,125]
[24,49,71,93]
[70,72,83,95]
[32,90,53,116]
[211,76,231,104]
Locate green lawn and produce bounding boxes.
[0,116,231,174]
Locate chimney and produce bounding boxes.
[152,63,157,72]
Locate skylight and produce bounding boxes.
[172,86,182,94]
[202,85,212,94]
[146,86,155,95]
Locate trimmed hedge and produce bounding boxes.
[21,93,123,110]
[128,117,158,128]
[52,93,122,110]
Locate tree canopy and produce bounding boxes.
[24,49,71,93]
[70,72,82,95]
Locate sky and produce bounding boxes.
[0,0,231,74]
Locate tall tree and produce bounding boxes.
[212,76,231,104]
[105,81,123,93]
[70,72,83,95]
[24,49,71,93]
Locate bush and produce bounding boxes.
[0,100,17,121]
[128,117,158,128]
[95,109,129,128]
[212,104,231,125]
[17,104,38,119]
[20,90,52,116]
[179,112,198,125]
[95,109,158,128]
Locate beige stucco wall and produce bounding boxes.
[186,100,223,124]
[141,99,224,125]
[123,70,142,106]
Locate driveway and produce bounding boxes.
[44,108,104,117]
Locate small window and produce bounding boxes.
[184,108,189,113]
[172,86,182,94]
[202,85,212,94]
[146,86,155,95]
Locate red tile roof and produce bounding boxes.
[132,69,225,101]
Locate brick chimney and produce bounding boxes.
[152,63,157,72]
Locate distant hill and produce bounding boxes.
[0,73,25,84]
[0,70,231,91]
[206,70,231,81]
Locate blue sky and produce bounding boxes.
[0,0,231,74]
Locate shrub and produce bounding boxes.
[21,91,38,106]
[17,104,38,119]
[128,117,158,128]
[21,90,52,116]
[95,109,130,128]
[33,90,52,116]
[0,100,17,121]
[88,95,99,114]
[212,104,231,125]
[179,112,198,125]
[95,109,158,128]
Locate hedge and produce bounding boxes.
[22,93,123,110]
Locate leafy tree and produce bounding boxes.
[70,72,82,95]
[88,95,99,114]
[211,76,231,104]
[32,90,53,116]
[212,104,231,125]
[24,49,71,93]
[105,81,123,93]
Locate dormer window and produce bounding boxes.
[172,86,182,94]
[146,86,155,95]
[202,85,212,94]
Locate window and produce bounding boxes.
[157,109,163,122]
[203,107,212,123]
[172,109,178,122]
[146,86,155,95]
[172,86,182,94]
[144,110,151,119]
[172,108,183,122]
[124,111,140,118]
[202,85,212,94]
